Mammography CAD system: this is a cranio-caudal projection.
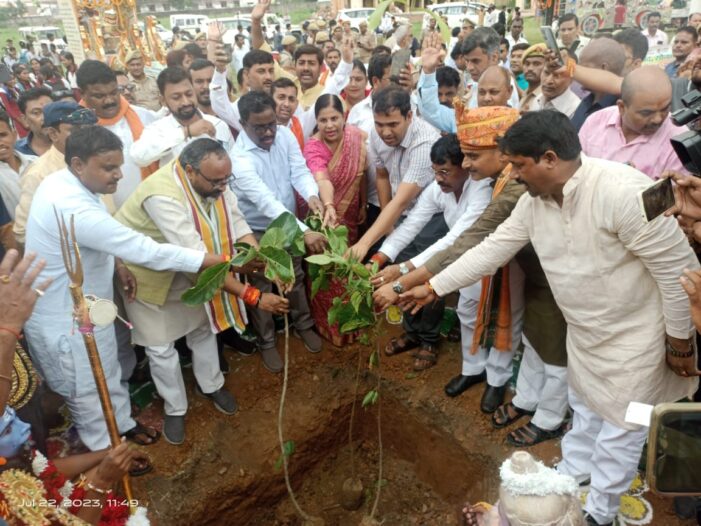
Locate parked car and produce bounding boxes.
[18,26,67,50]
[215,13,288,43]
[168,14,209,35]
[423,3,480,30]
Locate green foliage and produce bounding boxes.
[362,390,379,408]
[182,212,303,304]
[274,439,296,471]
[181,262,230,306]
[304,221,376,335]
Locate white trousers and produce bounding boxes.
[64,373,136,451]
[458,260,525,387]
[558,388,648,524]
[511,336,568,431]
[146,324,223,416]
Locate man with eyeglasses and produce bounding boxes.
[230,91,326,373]
[115,138,289,444]
[130,67,234,169]
[14,101,97,245]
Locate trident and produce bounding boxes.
[54,207,135,510]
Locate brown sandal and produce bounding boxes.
[413,344,438,371]
[506,422,564,447]
[384,333,420,357]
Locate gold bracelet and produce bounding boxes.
[85,478,109,495]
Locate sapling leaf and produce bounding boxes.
[311,270,329,298]
[259,246,295,283]
[263,212,301,248]
[305,254,333,265]
[368,350,379,369]
[362,390,377,408]
[352,263,370,279]
[358,333,371,346]
[274,439,296,471]
[181,262,230,306]
[351,291,362,313]
[230,243,258,267]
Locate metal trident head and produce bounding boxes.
[53,206,83,287]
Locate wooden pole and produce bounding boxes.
[54,209,135,511]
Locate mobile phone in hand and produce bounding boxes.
[390,49,412,82]
[540,26,564,66]
[638,177,675,223]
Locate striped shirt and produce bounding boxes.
[369,117,440,212]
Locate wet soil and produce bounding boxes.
[130,321,693,526]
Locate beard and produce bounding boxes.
[174,104,198,120]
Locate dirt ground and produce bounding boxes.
[129,320,694,526]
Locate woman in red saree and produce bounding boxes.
[304,94,367,346]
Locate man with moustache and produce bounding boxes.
[189,59,217,117]
[532,58,581,118]
[77,60,158,208]
[130,67,234,168]
[519,44,546,111]
[579,66,688,179]
[23,126,229,452]
[116,138,289,444]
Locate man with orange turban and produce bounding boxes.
[375,106,569,448]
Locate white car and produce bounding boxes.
[423,3,480,30]
[216,14,285,43]
[338,8,404,31]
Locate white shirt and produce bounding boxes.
[102,105,158,208]
[506,34,529,48]
[0,151,35,219]
[347,93,381,207]
[230,125,318,232]
[485,10,499,26]
[369,117,440,213]
[232,43,250,74]
[379,178,492,268]
[130,113,235,168]
[210,60,352,135]
[430,156,698,429]
[24,168,203,398]
[642,27,669,49]
[534,88,581,118]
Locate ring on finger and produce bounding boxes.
[0,275,9,284]
[34,288,44,297]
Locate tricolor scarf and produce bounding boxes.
[290,116,305,151]
[471,168,513,354]
[81,96,158,179]
[174,161,247,334]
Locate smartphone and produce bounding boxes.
[540,26,564,66]
[390,49,412,82]
[638,178,675,223]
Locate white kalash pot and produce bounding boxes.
[497,451,585,526]
[84,295,119,327]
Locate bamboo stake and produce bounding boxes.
[54,207,135,512]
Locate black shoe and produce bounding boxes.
[583,513,612,526]
[219,328,257,357]
[480,384,507,414]
[444,372,486,397]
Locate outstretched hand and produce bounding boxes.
[664,171,701,221]
[341,35,355,64]
[207,20,226,42]
[421,31,445,74]
[251,0,271,21]
[397,283,437,315]
[0,250,51,334]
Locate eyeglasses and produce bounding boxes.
[117,83,136,93]
[244,121,277,135]
[198,170,234,189]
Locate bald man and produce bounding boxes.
[476,65,514,107]
[579,66,688,179]
[571,38,626,131]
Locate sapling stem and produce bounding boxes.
[369,332,383,519]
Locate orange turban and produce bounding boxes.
[454,101,520,151]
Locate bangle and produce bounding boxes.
[323,202,335,208]
[241,284,262,307]
[83,475,109,495]
[369,253,386,267]
[220,253,230,263]
[0,327,21,340]
[666,338,695,358]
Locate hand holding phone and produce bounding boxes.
[540,26,564,66]
[639,177,676,223]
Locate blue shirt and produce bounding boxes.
[665,61,680,79]
[230,125,319,232]
[570,92,619,132]
[15,134,37,156]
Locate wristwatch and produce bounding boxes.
[399,262,410,276]
[392,281,405,294]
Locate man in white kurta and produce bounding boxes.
[130,67,235,169]
[76,60,157,208]
[23,126,213,451]
[420,111,698,525]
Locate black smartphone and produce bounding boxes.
[638,178,675,223]
[390,49,412,82]
[540,26,564,66]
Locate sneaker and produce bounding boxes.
[296,328,322,353]
[260,347,283,373]
[163,415,185,445]
[197,386,239,415]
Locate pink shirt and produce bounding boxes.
[578,105,687,179]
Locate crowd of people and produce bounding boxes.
[2,0,701,524]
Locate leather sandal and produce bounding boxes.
[506,422,564,447]
[384,333,420,357]
[492,402,535,429]
[413,344,438,371]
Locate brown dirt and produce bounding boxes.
[130,322,694,526]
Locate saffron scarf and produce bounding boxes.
[290,116,305,152]
[174,161,247,334]
[81,95,158,179]
[471,169,513,354]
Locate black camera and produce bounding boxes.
[671,89,701,175]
